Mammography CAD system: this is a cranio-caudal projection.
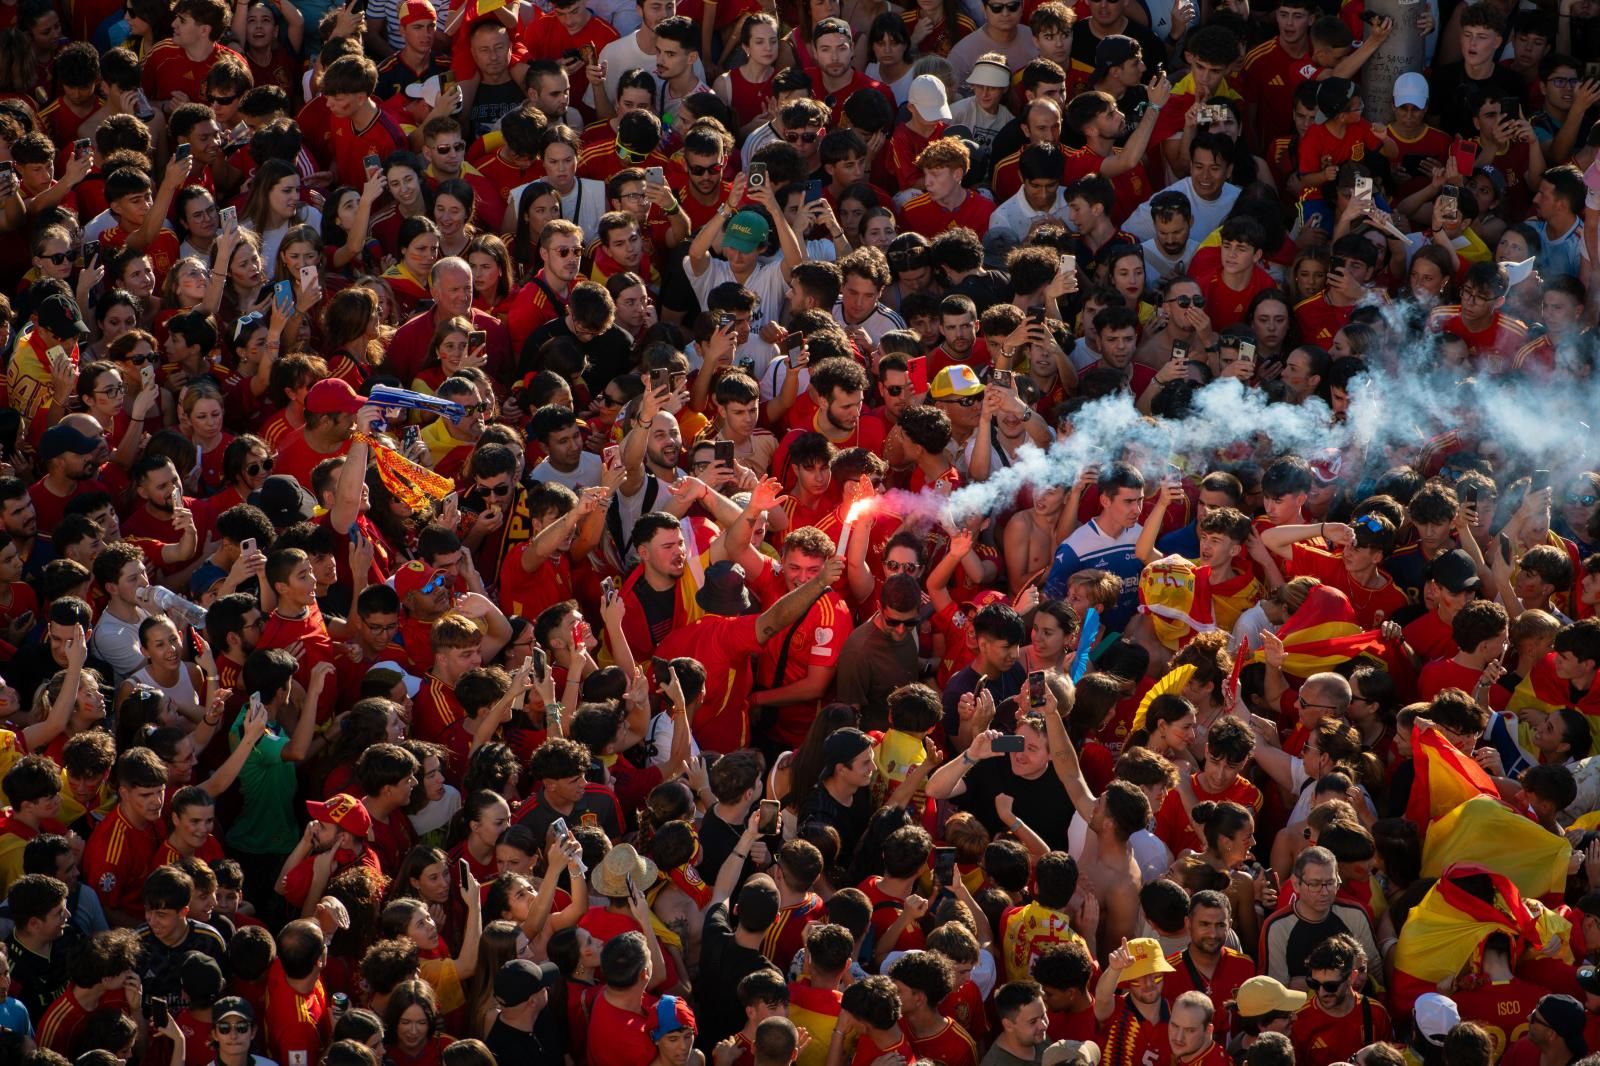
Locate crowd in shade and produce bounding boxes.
[0,0,1598,1065]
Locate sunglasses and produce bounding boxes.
[784,130,821,144]
[208,93,239,105]
[550,246,580,259]
[941,394,982,407]
[477,482,512,496]
[117,353,155,366]
[1567,493,1598,506]
[884,384,910,397]
[686,161,722,176]
[460,403,490,416]
[882,614,918,630]
[1304,975,1349,994]
[214,1022,251,1035]
[233,310,264,341]
[434,142,466,153]
[38,251,71,265]
[1169,294,1206,308]
[246,457,276,477]
[419,573,450,595]
[986,1,1022,10]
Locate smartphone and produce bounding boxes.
[714,311,735,330]
[908,355,928,394]
[45,345,67,373]
[992,369,1014,389]
[1500,96,1521,120]
[175,143,191,163]
[714,439,734,464]
[992,734,1026,753]
[140,363,155,391]
[652,656,672,685]
[552,816,571,842]
[531,645,548,682]
[786,344,809,370]
[0,161,14,177]
[624,871,637,898]
[747,161,767,189]
[219,206,236,234]
[83,239,100,264]
[364,153,382,176]
[1353,174,1372,200]
[402,424,420,450]
[579,43,597,64]
[299,264,317,291]
[134,89,154,120]
[644,165,666,187]
[650,366,670,392]
[1026,306,1045,325]
[780,329,805,353]
[1452,142,1475,176]
[1028,670,1046,708]
[273,279,294,306]
[602,444,620,466]
[467,329,487,348]
[1238,340,1256,364]
[1531,469,1551,493]
[804,178,825,203]
[545,703,561,731]
[457,857,469,885]
[1171,341,1189,366]
[149,997,169,1028]
[72,137,89,158]
[602,575,617,600]
[1588,62,1600,81]
[759,799,780,835]
[933,846,957,885]
[240,537,256,554]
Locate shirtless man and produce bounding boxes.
[1004,483,1073,594]
[1076,781,1147,947]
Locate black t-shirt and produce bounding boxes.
[1070,20,1171,81]
[1429,62,1528,138]
[958,754,1073,852]
[634,581,676,646]
[941,662,1027,738]
[695,902,783,1048]
[466,79,524,139]
[487,1017,548,1065]
[522,317,637,390]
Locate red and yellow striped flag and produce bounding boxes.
[1247,585,1387,677]
[1407,724,1500,825]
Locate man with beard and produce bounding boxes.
[121,456,203,585]
[770,358,887,479]
[808,19,895,125]
[1161,891,1258,1040]
[673,126,732,232]
[929,296,979,377]
[1289,934,1391,1066]
[1094,938,1175,1066]
[29,424,110,532]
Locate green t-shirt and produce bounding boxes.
[225,709,297,855]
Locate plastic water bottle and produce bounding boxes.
[140,585,208,629]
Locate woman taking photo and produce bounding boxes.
[221,298,290,429]
[107,328,176,428]
[180,379,231,493]
[242,158,322,269]
[214,228,268,324]
[712,13,779,135]
[323,173,387,277]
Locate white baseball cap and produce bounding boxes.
[1414,993,1460,1045]
[1394,71,1428,110]
[909,74,954,122]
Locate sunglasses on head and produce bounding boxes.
[1169,294,1206,308]
[1567,493,1598,506]
[1304,975,1350,994]
[38,251,71,265]
[246,457,276,477]
[1353,514,1383,534]
[784,129,821,144]
[233,310,264,342]
[686,161,722,176]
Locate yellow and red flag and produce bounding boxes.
[1247,585,1387,677]
[1508,652,1600,751]
[1406,725,1500,825]
[1421,795,1572,898]
[1391,862,1571,1016]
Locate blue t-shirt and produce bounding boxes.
[1042,519,1145,630]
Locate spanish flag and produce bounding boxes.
[1421,796,1572,898]
[1507,652,1600,751]
[1390,862,1572,1016]
[1246,585,1387,677]
[1138,558,1263,650]
[1406,724,1500,825]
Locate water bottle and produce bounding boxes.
[140,585,208,629]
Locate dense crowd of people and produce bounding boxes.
[0,0,1595,1064]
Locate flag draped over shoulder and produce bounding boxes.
[1407,725,1500,824]
[1391,862,1572,1015]
[1420,796,1572,898]
[1139,557,1264,651]
[1246,585,1386,677]
[1508,652,1600,750]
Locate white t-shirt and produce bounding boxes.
[645,710,703,768]
[91,608,149,683]
[831,299,906,346]
[532,453,604,491]
[684,254,788,338]
[1123,178,1239,245]
[245,208,325,276]
[987,187,1072,245]
[593,32,707,108]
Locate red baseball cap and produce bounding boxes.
[960,589,1008,613]
[306,793,373,837]
[305,378,365,415]
[394,560,445,600]
[400,0,436,24]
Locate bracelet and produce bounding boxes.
[1007,816,1021,830]
[830,230,846,239]
[961,751,976,766]
[733,850,748,861]
[1319,522,1326,539]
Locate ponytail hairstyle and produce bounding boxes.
[636,779,695,854]
[1310,717,1384,798]
[1172,630,1232,706]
